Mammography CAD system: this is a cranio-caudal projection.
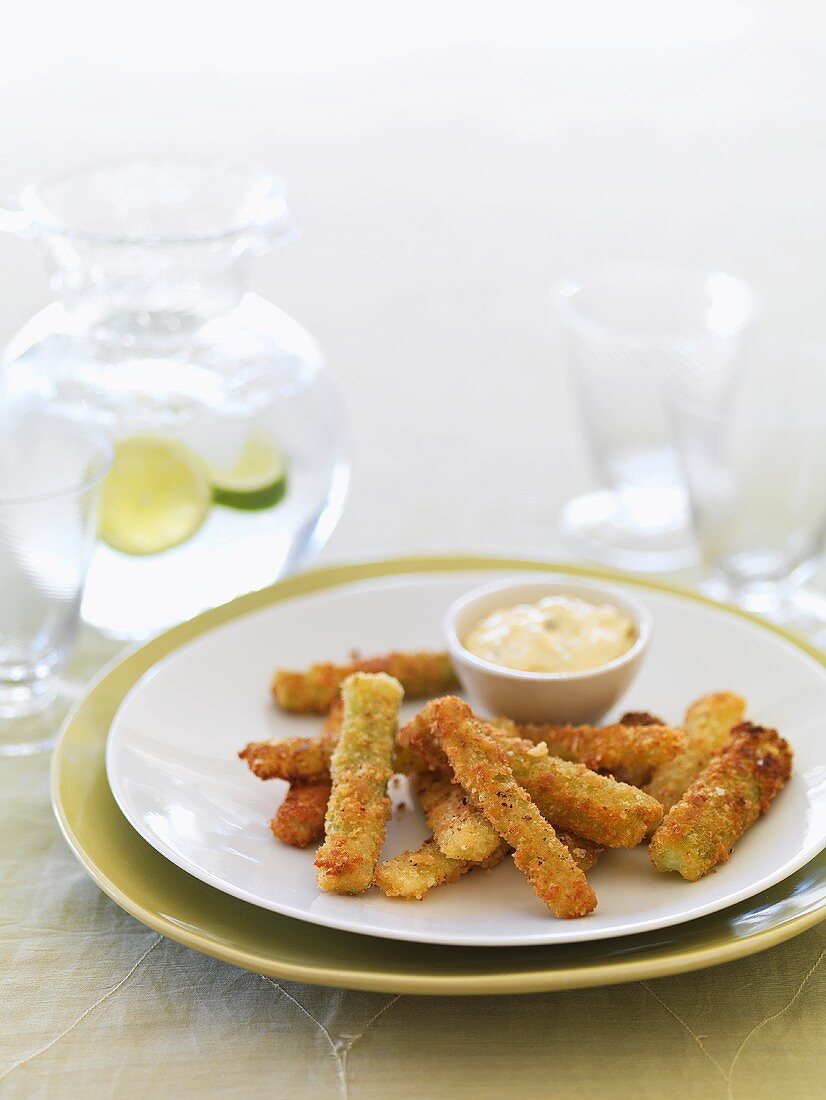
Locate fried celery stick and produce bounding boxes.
[240,699,344,782]
[240,736,330,781]
[270,779,332,848]
[404,702,662,847]
[272,651,456,714]
[375,839,507,900]
[414,771,501,861]
[495,732,663,847]
[429,697,597,919]
[515,720,683,774]
[650,723,792,881]
[268,706,342,848]
[398,709,451,773]
[559,832,603,871]
[646,692,746,810]
[314,673,404,894]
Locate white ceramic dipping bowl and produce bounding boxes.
[443,577,653,725]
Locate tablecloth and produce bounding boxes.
[1,607,824,1100]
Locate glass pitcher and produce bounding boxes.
[0,161,349,639]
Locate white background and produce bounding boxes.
[2,0,825,565]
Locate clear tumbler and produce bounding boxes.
[0,408,112,752]
[554,262,759,571]
[670,338,826,641]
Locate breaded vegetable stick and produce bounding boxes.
[243,700,429,783]
[493,731,664,848]
[429,697,597,919]
[240,736,330,781]
[646,692,746,810]
[620,711,666,727]
[558,832,603,872]
[515,720,683,774]
[314,673,404,894]
[270,779,332,848]
[414,771,502,862]
[272,651,456,714]
[649,723,792,881]
[397,709,451,773]
[404,702,662,847]
[375,839,507,900]
[241,702,342,781]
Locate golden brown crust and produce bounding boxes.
[272,651,457,714]
[619,711,666,727]
[403,701,663,848]
[428,696,597,919]
[375,838,507,900]
[649,722,792,881]
[646,692,747,810]
[413,771,501,862]
[516,721,683,773]
[314,673,404,894]
[270,780,331,848]
[239,737,330,781]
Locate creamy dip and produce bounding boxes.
[464,595,636,673]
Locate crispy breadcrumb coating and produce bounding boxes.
[272,651,456,714]
[375,838,507,900]
[413,771,502,862]
[314,673,404,894]
[270,779,332,848]
[401,701,662,848]
[493,730,663,847]
[239,736,330,781]
[428,696,597,919]
[646,692,746,810]
[649,722,792,881]
[515,720,683,773]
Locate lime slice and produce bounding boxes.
[100,435,211,555]
[209,435,288,510]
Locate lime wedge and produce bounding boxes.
[100,435,211,555]
[209,435,288,510]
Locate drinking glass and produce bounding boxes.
[554,262,759,571]
[669,338,826,641]
[0,408,112,753]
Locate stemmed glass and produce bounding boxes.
[668,338,826,644]
[553,262,759,572]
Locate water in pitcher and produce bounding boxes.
[0,163,349,638]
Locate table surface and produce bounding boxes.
[2,8,826,1097]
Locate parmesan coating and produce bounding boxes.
[314,673,404,894]
[239,736,330,781]
[272,651,456,714]
[492,730,663,848]
[414,771,502,862]
[402,701,663,847]
[646,692,746,810]
[515,720,684,774]
[429,696,597,919]
[270,779,332,848]
[649,722,792,881]
[375,838,507,900]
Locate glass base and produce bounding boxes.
[701,576,826,648]
[0,691,60,755]
[560,490,699,573]
[0,626,124,757]
[0,675,57,719]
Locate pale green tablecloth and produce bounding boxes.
[1,630,824,1100]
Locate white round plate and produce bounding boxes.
[106,570,826,947]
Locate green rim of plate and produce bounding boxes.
[51,556,826,996]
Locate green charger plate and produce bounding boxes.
[51,556,826,995]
